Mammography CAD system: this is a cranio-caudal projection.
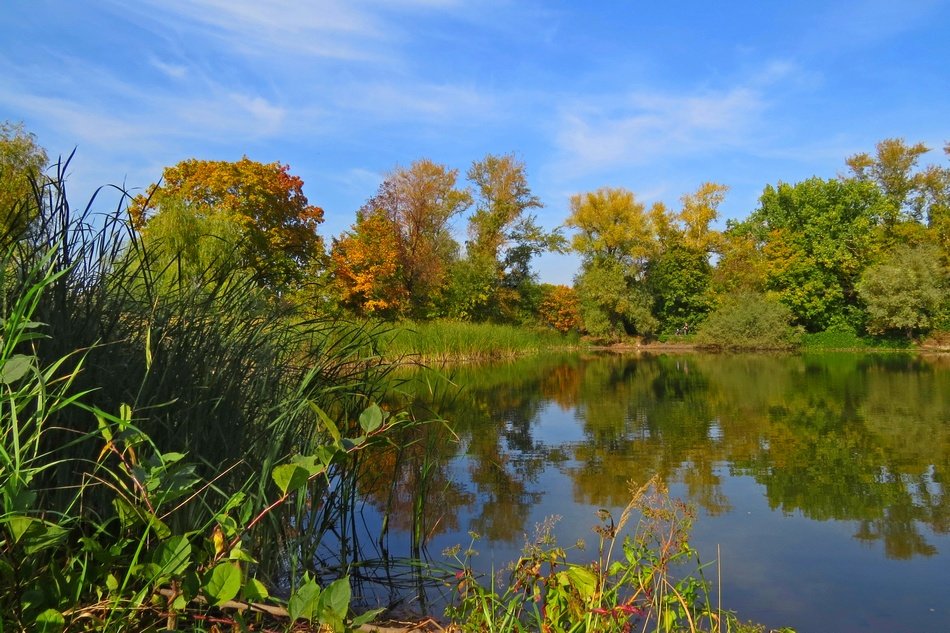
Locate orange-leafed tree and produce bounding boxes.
[359,159,471,317]
[128,157,324,290]
[331,208,407,317]
[539,284,582,333]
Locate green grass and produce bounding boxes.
[381,319,582,362]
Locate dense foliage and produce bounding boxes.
[18,126,932,347]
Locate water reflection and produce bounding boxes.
[369,352,948,562]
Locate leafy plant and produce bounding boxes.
[443,478,772,633]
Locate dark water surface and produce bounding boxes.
[357,352,949,632]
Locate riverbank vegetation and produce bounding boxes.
[2,120,944,630]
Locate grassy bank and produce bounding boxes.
[381,319,582,362]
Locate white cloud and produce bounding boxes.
[149,56,188,79]
[554,86,767,172]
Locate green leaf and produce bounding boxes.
[228,545,257,563]
[203,562,242,606]
[309,402,341,445]
[0,354,33,384]
[290,453,325,476]
[271,464,309,496]
[152,535,192,579]
[566,565,598,602]
[243,577,269,602]
[351,607,385,627]
[288,576,321,622]
[319,576,351,621]
[34,608,65,633]
[359,404,384,433]
[5,516,68,554]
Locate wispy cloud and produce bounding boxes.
[148,56,188,80]
[554,86,767,172]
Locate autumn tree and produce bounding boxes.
[538,284,581,333]
[128,157,324,290]
[330,208,407,317]
[566,187,659,339]
[359,159,471,318]
[677,181,727,254]
[1,122,48,247]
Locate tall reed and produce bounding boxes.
[383,319,580,363]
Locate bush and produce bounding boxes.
[695,291,802,350]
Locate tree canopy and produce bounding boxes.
[128,157,324,290]
[0,121,48,247]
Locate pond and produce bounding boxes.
[350,352,950,632]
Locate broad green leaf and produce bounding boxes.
[34,608,65,633]
[243,577,269,602]
[359,404,384,433]
[319,576,351,620]
[152,535,191,579]
[290,453,324,476]
[203,562,242,606]
[288,576,321,622]
[271,464,309,496]
[314,444,338,467]
[341,436,365,450]
[0,354,33,384]
[566,565,598,602]
[6,516,68,554]
[228,545,257,563]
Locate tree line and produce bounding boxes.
[3,121,948,342]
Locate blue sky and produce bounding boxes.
[2,0,948,284]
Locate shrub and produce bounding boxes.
[695,291,802,350]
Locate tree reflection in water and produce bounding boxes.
[364,351,948,566]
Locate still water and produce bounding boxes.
[357,352,949,632]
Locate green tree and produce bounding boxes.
[360,159,471,318]
[857,244,947,337]
[647,244,711,334]
[0,122,48,247]
[751,177,886,331]
[575,258,657,340]
[452,153,560,322]
[646,183,728,333]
